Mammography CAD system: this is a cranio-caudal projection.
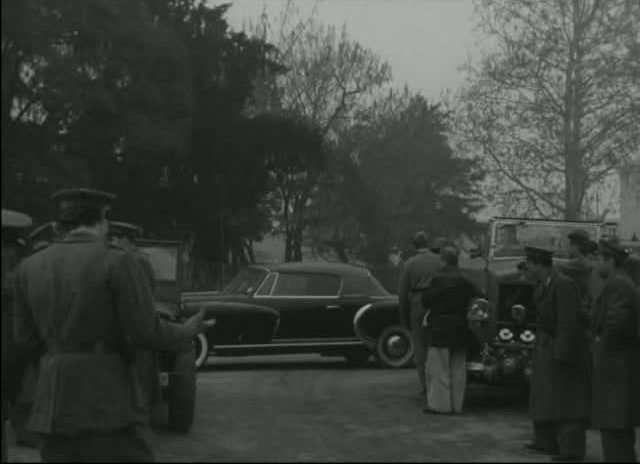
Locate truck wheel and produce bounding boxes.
[167,348,196,433]
[375,325,414,368]
[194,333,209,369]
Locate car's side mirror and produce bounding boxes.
[245,287,254,295]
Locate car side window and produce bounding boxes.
[271,273,340,297]
[255,272,277,296]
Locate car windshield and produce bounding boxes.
[138,245,177,281]
[223,268,268,294]
[492,221,602,259]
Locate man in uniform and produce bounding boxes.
[590,238,639,462]
[12,188,214,462]
[7,221,60,450]
[398,231,444,397]
[524,246,589,461]
[558,229,600,353]
[2,209,33,463]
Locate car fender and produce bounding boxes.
[353,300,400,349]
[182,301,281,343]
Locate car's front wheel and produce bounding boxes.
[375,325,414,368]
[194,333,209,369]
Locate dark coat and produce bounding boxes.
[590,270,640,429]
[12,231,193,435]
[397,249,443,327]
[421,268,483,351]
[529,269,589,423]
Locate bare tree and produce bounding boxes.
[456,0,640,219]
[246,1,391,260]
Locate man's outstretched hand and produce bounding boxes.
[185,310,216,334]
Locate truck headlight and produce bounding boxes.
[468,298,489,321]
[511,304,526,323]
[520,330,535,343]
[498,328,513,341]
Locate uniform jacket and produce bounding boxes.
[529,269,589,422]
[590,270,640,429]
[558,258,591,301]
[398,249,443,327]
[13,230,193,435]
[421,267,483,351]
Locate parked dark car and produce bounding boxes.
[179,262,416,368]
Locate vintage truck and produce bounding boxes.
[459,217,617,384]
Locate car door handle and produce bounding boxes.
[326,304,341,310]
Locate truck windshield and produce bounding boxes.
[223,268,268,294]
[492,221,603,259]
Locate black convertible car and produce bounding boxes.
[179,262,415,369]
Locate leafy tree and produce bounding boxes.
[456,0,640,219]
[355,94,483,262]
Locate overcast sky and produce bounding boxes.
[213,0,479,101]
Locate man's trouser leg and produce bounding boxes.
[556,421,586,458]
[600,428,636,462]
[40,425,154,463]
[409,310,426,394]
[425,347,452,413]
[533,422,558,453]
[450,350,467,414]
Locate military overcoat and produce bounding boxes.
[529,270,590,422]
[12,231,193,435]
[590,271,640,429]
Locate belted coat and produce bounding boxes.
[528,269,590,423]
[12,231,193,435]
[590,270,640,429]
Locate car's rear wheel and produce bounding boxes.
[194,333,209,369]
[167,348,196,433]
[375,325,414,368]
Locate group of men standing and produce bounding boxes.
[2,188,214,463]
[398,229,640,462]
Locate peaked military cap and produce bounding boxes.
[567,229,590,244]
[2,209,33,244]
[108,221,143,240]
[524,246,554,261]
[430,236,449,254]
[412,231,428,246]
[2,209,33,229]
[585,240,598,255]
[52,188,116,221]
[598,237,628,260]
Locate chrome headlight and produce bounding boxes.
[468,298,489,321]
[511,304,526,323]
[498,328,514,341]
[520,330,535,343]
